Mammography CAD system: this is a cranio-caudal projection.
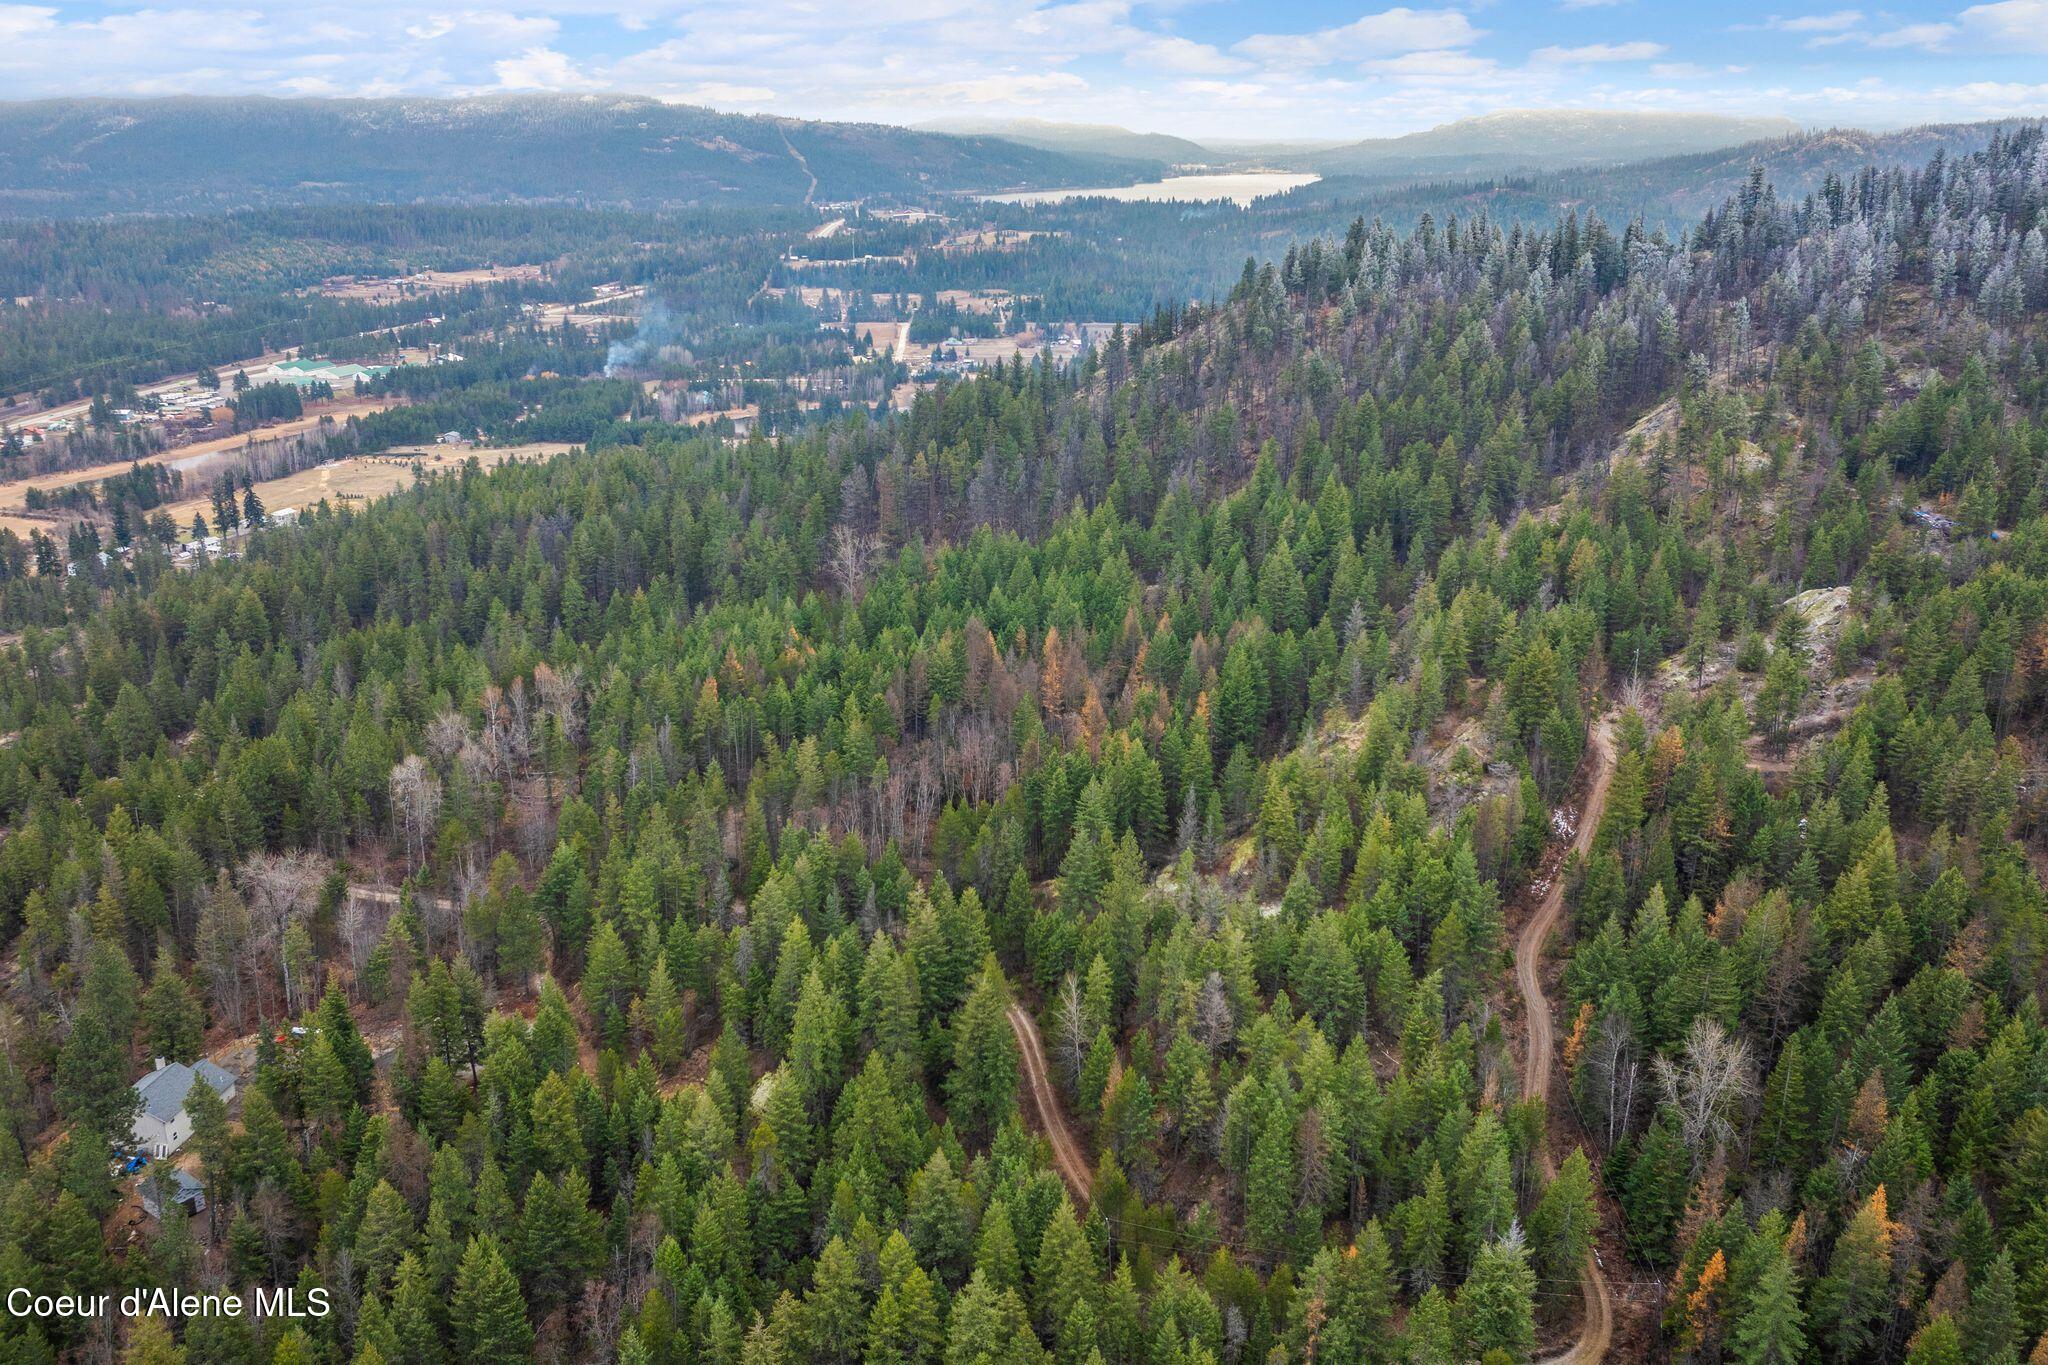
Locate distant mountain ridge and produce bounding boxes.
[0,95,1166,217]
[1287,110,1805,179]
[917,110,1808,180]
[1277,118,2040,236]
[4,98,2008,227]
[917,118,1213,166]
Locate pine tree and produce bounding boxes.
[122,1315,187,1365]
[805,1235,866,1364]
[518,1170,602,1314]
[55,1009,138,1143]
[1029,1202,1096,1342]
[355,1179,416,1299]
[974,1202,1022,1292]
[1964,1250,2019,1365]
[1728,1238,1805,1365]
[1622,1111,1692,1265]
[1399,1162,1451,1289]
[1402,1285,1458,1365]
[906,1151,974,1288]
[1459,1232,1537,1362]
[1907,1316,1966,1365]
[1813,1186,1896,1363]
[643,955,688,1071]
[140,948,204,1063]
[1245,1094,1298,1261]
[947,960,1019,1143]
[943,1270,1045,1365]
[390,1252,446,1364]
[450,1235,533,1362]
[1529,1148,1600,1316]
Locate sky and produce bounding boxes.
[0,0,2044,140]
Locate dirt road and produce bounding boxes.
[1007,1002,1093,1203]
[1519,715,1617,1364]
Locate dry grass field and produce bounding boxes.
[152,441,576,528]
[305,264,544,304]
[0,398,397,537]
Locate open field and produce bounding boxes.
[153,441,576,528]
[303,263,545,304]
[937,228,1052,252]
[531,282,645,329]
[0,396,396,537]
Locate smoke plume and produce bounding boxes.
[604,299,678,376]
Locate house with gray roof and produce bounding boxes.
[131,1057,237,1158]
[140,1167,207,1221]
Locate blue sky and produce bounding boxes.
[1,1,2043,139]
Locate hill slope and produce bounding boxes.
[0,95,1165,216]
[1292,109,1803,179]
[918,117,1213,166]
[1284,117,2038,232]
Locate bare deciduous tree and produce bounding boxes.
[534,662,583,747]
[1583,1008,1644,1149]
[827,524,881,596]
[1654,1017,1756,1167]
[1053,972,1090,1090]
[389,755,442,873]
[337,889,376,996]
[243,850,331,1017]
[949,716,1004,806]
[424,709,469,765]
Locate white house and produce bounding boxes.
[131,1058,237,1158]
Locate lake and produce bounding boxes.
[982,171,1321,207]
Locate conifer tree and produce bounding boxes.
[450,1235,532,1362]
[947,960,1019,1143]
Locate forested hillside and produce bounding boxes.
[0,123,2046,1365]
[1288,118,2041,236]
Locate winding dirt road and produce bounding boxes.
[1007,714,1618,1332]
[1008,1002,1094,1203]
[1519,716,1617,1364]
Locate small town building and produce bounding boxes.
[253,358,391,389]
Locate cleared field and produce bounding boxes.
[153,441,576,530]
[0,397,395,537]
[306,264,544,304]
[532,283,645,329]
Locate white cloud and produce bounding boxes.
[1175,78,1277,104]
[1649,61,1712,78]
[1362,48,1506,83]
[492,46,598,89]
[1764,10,1863,32]
[1958,0,2048,53]
[411,12,558,44]
[872,71,1091,104]
[659,82,775,105]
[1235,7,1481,68]
[0,4,56,38]
[1865,22,1955,49]
[1128,33,1244,75]
[1531,41,1666,63]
